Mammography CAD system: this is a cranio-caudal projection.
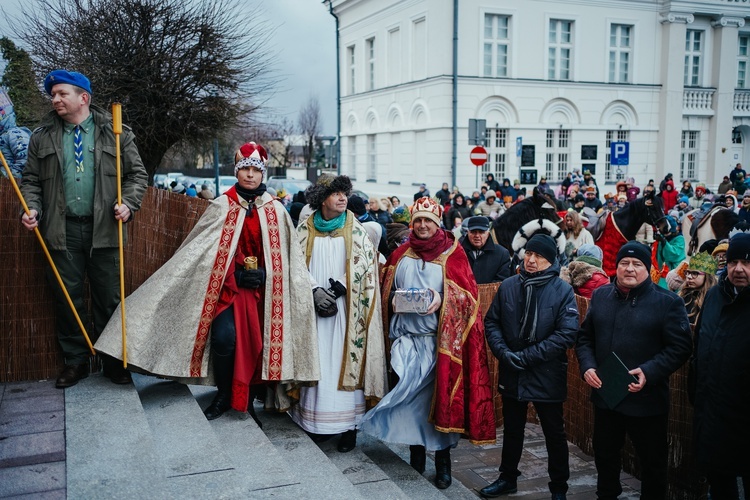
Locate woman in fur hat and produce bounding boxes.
[678,252,718,325]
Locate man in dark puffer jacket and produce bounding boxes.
[481,234,579,500]
[576,242,691,500]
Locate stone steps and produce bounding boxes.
[64,374,482,499]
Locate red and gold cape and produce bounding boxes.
[381,234,496,444]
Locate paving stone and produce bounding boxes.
[0,461,65,497]
[9,490,66,500]
[0,393,63,415]
[0,409,64,437]
[2,380,57,400]
[0,431,65,467]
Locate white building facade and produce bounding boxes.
[327,0,750,199]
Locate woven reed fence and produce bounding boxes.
[0,177,704,497]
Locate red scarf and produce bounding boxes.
[407,228,453,262]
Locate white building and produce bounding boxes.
[326,0,750,199]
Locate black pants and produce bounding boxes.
[499,396,569,494]
[211,306,236,357]
[593,407,668,499]
[48,219,120,365]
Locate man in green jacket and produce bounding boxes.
[20,70,148,388]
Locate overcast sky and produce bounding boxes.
[0,0,338,135]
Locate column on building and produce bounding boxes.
[707,16,745,185]
[656,12,693,180]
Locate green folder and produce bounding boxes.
[595,352,638,410]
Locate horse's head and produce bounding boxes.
[643,190,668,233]
[532,187,562,224]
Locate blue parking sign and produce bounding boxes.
[611,142,629,166]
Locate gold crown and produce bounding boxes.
[410,196,443,225]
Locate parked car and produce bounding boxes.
[266,177,312,199]
[218,175,236,195]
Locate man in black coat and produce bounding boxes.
[692,233,750,499]
[480,234,579,500]
[461,216,511,284]
[576,242,691,500]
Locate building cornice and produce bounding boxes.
[711,16,746,28]
[659,11,695,24]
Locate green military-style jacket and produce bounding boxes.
[21,104,148,250]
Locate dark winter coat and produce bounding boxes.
[485,262,579,402]
[461,235,511,284]
[576,278,692,416]
[691,276,750,474]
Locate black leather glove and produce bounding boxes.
[502,351,526,372]
[328,278,346,299]
[313,287,338,317]
[235,268,266,289]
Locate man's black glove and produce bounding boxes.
[313,287,338,317]
[502,351,526,372]
[235,268,266,289]
[328,278,347,299]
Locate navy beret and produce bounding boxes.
[466,216,490,232]
[44,70,92,95]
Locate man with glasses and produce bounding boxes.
[576,242,691,499]
[461,216,511,284]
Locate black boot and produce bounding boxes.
[434,447,452,489]
[409,445,426,474]
[204,353,233,420]
[337,429,357,453]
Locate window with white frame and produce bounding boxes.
[738,34,749,89]
[605,130,629,181]
[366,38,375,91]
[545,129,570,182]
[484,128,508,180]
[684,30,703,86]
[367,134,376,180]
[680,131,698,180]
[483,14,509,78]
[348,136,357,178]
[387,28,401,86]
[412,18,426,80]
[347,45,356,95]
[609,24,632,83]
[548,20,573,81]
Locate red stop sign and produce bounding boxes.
[470,146,488,166]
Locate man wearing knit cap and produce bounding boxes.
[692,232,750,498]
[482,233,579,499]
[21,70,148,388]
[363,196,496,490]
[292,175,386,453]
[96,142,319,423]
[576,241,691,499]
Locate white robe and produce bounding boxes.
[289,234,365,434]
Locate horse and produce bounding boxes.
[588,192,668,277]
[491,187,562,254]
[681,205,739,255]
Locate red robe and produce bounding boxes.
[381,235,496,444]
[596,212,628,277]
[217,187,266,412]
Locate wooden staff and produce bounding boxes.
[112,102,127,368]
[0,151,94,354]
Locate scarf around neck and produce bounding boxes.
[408,229,452,263]
[235,182,267,204]
[314,210,347,232]
[519,264,558,343]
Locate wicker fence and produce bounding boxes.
[0,178,705,498]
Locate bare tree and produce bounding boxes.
[298,95,321,168]
[11,0,277,180]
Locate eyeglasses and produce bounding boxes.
[685,270,706,279]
